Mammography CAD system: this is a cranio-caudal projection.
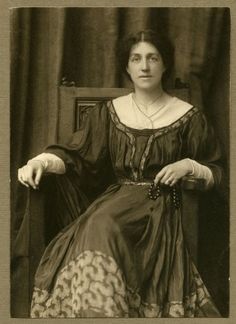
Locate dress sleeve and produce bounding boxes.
[44,101,115,198]
[182,108,223,187]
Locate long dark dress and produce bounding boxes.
[30,100,222,318]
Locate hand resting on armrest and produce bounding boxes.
[18,153,212,192]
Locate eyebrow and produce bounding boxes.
[130,52,160,56]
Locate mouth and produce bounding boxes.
[139,75,152,79]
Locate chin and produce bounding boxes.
[134,80,161,91]
[136,83,160,91]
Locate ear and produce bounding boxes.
[126,66,130,75]
[161,64,166,75]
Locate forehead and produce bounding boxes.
[129,41,160,55]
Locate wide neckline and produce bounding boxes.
[108,99,199,136]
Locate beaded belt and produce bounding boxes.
[118,179,181,209]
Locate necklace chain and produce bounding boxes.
[132,94,166,120]
[133,92,163,108]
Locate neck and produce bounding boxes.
[133,86,164,107]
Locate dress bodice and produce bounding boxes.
[45,98,222,187]
[108,101,200,182]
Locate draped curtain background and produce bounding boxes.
[10,7,230,317]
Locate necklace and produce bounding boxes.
[133,92,164,108]
[132,93,166,119]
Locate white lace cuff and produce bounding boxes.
[187,158,214,188]
[28,153,66,174]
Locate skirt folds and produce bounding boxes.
[31,184,220,318]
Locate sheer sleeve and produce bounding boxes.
[182,108,223,187]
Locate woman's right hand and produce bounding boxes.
[18,160,45,189]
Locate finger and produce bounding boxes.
[18,169,29,188]
[154,167,168,184]
[18,175,30,187]
[159,171,173,184]
[35,167,43,186]
[17,168,22,181]
[164,177,174,186]
[169,178,177,187]
[164,176,176,186]
[21,166,37,189]
[19,178,30,188]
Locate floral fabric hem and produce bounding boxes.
[31,250,219,318]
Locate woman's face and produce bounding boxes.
[126,41,166,91]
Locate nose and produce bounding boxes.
[141,58,150,71]
[141,58,149,71]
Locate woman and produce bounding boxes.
[18,30,222,317]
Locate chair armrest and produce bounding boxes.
[181,176,206,191]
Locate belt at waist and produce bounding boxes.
[118,179,152,186]
[117,178,181,209]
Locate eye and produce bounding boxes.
[149,55,159,62]
[130,55,141,63]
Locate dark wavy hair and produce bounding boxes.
[118,29,174,86]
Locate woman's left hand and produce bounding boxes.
[154,159,192,187]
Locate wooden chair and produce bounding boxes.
[27,85,204,307]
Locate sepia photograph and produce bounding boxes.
[9,6,230,319]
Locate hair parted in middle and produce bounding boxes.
[117,29,175,86]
